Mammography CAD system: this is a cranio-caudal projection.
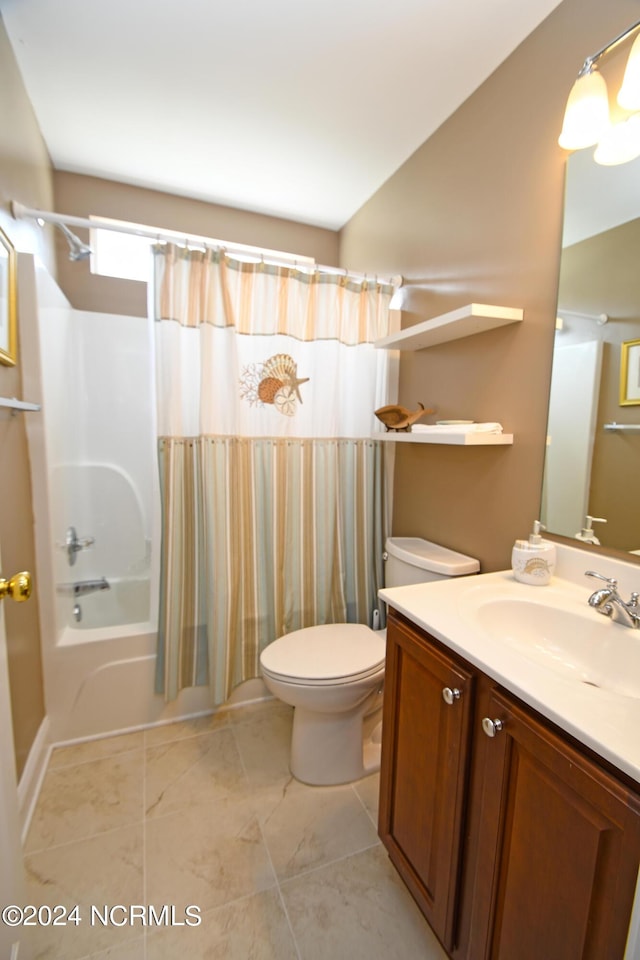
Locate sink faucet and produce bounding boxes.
[585,571,640,629]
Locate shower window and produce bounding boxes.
[88,216,315,283]
[89,218,153,281]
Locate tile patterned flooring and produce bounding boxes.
[23,700,448,959]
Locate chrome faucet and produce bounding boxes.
[64,526,95,566]
[57,577,110,598]
[585,571,640,629]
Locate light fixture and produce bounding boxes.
[593,112,640,165]
[618,33,640,110]
[559,19,640,163]
[558,68,610,150]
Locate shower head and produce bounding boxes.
[55,222,92,261]
[10,202,93,261]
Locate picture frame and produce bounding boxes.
[620,338,640,406]
[0,226,17,366]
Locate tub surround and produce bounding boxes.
[380,541,640,783]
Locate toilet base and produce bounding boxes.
[290,696,383,786]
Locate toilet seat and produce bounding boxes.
[260,623,386,686]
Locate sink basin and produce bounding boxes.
[464,595,640,699]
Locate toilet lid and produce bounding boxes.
[260,624,386,683]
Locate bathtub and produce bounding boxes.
[60,575,151,631]
[47,620,218,741]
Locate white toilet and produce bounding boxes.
[260,537,479,786]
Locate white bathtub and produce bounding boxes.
[47,621,219,741]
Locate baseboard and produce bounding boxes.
[18,715,52,843]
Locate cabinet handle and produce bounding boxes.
[442,686,461,705]
[482,717,504,738]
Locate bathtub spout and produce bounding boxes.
[58,577,111,598]
[74,578,110,597]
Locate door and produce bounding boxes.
[0,544,28,960]
[379,611,475,951]
[468,688,640,960]
[542,339,603,538]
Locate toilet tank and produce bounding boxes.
[384,537,479,587]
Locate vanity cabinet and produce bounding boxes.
[379,610,475,950]
[380,609,640,960]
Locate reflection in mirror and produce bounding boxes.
[541,149,640,556]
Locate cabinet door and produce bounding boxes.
[468,688,640,960]
[379,611,475,950]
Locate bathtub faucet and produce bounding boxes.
[58,577,110,598]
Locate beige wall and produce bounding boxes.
[0,14,54,777]
[557,218,640,552]
[53,172,340,314]
[339,0,640,572]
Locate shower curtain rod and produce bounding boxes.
[11,201,401,287]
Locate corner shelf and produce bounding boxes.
[375,303,523,350]
[374,431,513,446]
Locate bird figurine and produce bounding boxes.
[374,402,435,432]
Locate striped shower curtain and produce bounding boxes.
[152,244,394,702]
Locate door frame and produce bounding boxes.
[0,541,28,960]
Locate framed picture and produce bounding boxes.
[0,227,17,366]
[620,338,640,406]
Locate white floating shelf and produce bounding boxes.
[375,303,524,350]
[374,431,513,446]
[0,396,41,413]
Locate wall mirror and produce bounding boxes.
[541,149,640,556]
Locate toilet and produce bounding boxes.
[260,537,479,786]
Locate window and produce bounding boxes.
[88,216,316,283]
[89,218,154,282]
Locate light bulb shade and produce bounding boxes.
[594,113,640,165]
[618,33,640,111]
[558,69,610,150]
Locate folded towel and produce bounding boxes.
[412,422,503,434]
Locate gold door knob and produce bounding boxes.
[0,571,32,602]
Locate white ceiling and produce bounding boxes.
[1,0,563,230]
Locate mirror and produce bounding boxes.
[541,149,640,555]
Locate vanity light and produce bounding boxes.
[558,68,610,150]
[559,19,640,163]
[618,33,640,110]
[593,113,640,165]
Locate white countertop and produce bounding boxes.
[379,546,640,785]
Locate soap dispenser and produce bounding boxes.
[512,520,556,586]
[574,516,607,545]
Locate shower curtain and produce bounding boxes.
[152,244,394,702]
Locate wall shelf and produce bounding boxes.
[0,396,41,413]
[375,303,524,350]
[374,431,513,446]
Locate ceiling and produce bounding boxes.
[1,0,563,231]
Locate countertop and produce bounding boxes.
[380,564,640,785]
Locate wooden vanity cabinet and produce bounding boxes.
[379,610,475,950]
[464,686,640,960]
[380,609,640,960]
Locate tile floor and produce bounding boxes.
[23,699,448,960]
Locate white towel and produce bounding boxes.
[412,422,503,434]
